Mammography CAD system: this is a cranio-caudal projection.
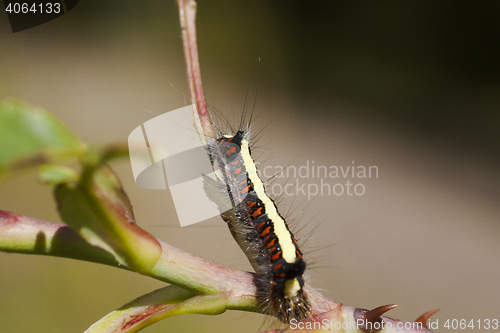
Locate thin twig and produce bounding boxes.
[177,0,214,140]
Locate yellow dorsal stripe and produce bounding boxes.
[240,139,297,264]
[284,278,301,297]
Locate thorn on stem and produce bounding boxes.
[354,304,399,333]
[414,309,440,328]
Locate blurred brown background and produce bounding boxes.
[1,1,499,332]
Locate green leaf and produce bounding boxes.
[55,165,162,272]
[85,286,229,333]
[0,100,84,177]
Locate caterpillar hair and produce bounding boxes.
[205,127,311,324]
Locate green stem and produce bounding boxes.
[0,210,256,306]
[0,210,120,267]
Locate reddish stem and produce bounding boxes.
[177,0,214,137]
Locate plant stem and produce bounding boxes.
[176,0,214,140]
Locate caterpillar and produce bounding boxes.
[206,128,311,324]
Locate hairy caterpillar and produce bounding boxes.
[206,128,311,323]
